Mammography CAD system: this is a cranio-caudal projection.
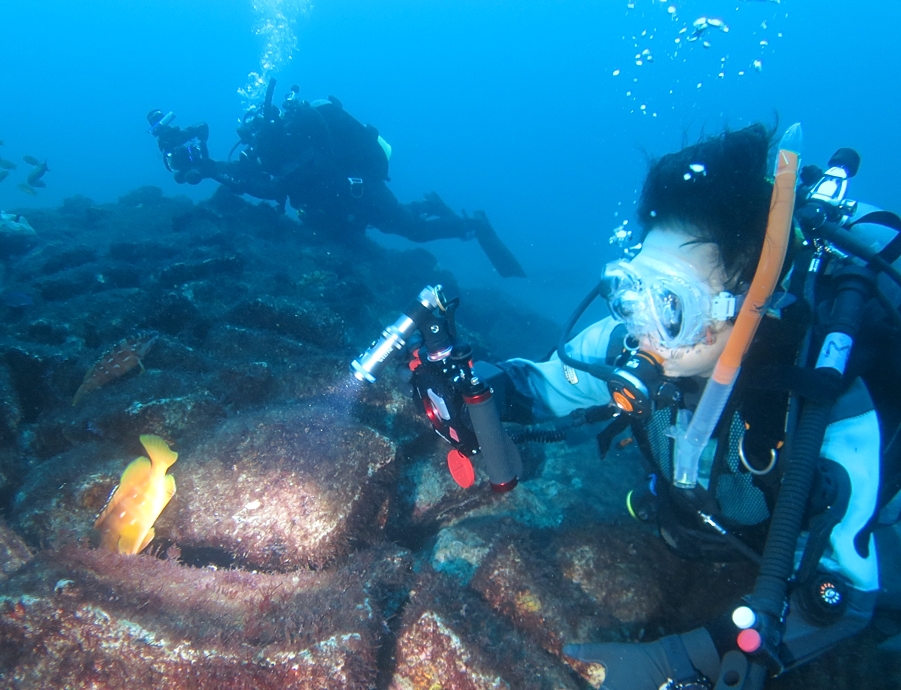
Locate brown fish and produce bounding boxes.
[73,331,159,405]
[22,155,40,166]
[0,159,16,170]
[0,170,8,183]
[17,183,36,195]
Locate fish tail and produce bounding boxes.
[72,378,99,405]
[140,434,178,469]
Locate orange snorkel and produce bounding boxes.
[672,123,802,488]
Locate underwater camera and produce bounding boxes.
[351,286,522,492]
[147,109,211,185]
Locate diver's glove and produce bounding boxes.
[563,627,720,690]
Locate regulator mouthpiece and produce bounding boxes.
[608,349,682,417]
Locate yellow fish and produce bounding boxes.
[94,435,177,554]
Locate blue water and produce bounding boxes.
[2,0,899,321]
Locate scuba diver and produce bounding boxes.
[352,124,901,689]
[479,124,901,688]
[146,79,526,278]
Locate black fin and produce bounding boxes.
[472,211,527,278]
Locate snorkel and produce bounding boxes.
[671,123,802,488]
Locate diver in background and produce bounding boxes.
[474,125,901,688]
[147,80,526,278]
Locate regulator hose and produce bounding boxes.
[736,266,873,688]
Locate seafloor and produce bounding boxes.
[0,188,896,688]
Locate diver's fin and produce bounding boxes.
[471,211,527,278]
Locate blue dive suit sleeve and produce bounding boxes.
[488,317,619,421]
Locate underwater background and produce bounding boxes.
[2,0,899,319]
[1,1,901,689]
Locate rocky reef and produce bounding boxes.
[0,188,896,688]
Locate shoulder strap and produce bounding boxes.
[852,210,901,263]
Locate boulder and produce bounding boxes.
[0,544,407,688]
[0,212,37,257]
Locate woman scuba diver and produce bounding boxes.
[473,123,901,689]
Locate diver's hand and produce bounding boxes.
[563,629,720,690]
[419,192,458,219]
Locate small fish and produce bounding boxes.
[94,434,177,554]
[22,155,40,166]
[26,161,49,185]
[0,159,16,170]
[0,170,8,183]
[17,183,36,195]
[73,330,159,405]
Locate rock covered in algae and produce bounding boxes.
[466,521,755,641]
[13,402,396,571]
[0,543,409,688]
[0,518,31,580]
[389,570,581,690]
[0,212,37,257]
[162,401,397,570]
[469,527,619,651]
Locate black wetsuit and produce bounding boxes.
[213,97,470,243]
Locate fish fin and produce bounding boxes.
[119,455,153,486]
[97,527,121,551]
[72,375,100,405]
[140,435,178,469]
[137,527,156,554]
[116,526,148,555]
[93,457,152,527]
[165,473,176,501]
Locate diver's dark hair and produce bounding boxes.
[637,124,775,290]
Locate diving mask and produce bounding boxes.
[600,256,738,350]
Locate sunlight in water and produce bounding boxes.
[239,0,313,105]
